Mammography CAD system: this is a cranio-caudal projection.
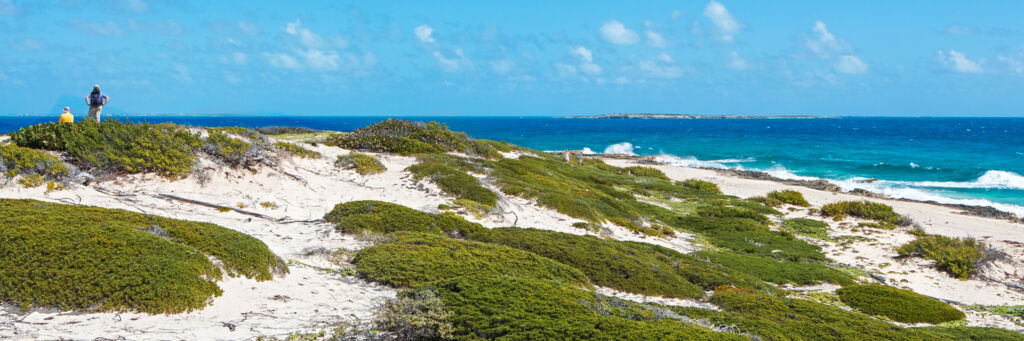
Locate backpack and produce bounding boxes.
[90,92,105,106]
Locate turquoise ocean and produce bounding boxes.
[3,116,1023,216]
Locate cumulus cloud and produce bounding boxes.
[703,0,740,42]
[414,24,435,44]
[267,53,302,69]
[285,20,324,48]
[639,53,684,78]
[938,50,983,73]
[645,21,669,48]
[834,55,868,74]
[600,20,639,45]
[301,49,341,71]
[569,46,602,75]
[433,48,471,72]
[570,46,593,63]
[807,21,845,57]
[555,63,578,77]
[238,21,260,35]
[727,51,751,70]
[1000,55,1024,74]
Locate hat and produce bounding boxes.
[63,106,70,111]
[93,84,100,89]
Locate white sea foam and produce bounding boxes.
[833,179,1024,217]
[603,142,637,156]
[581,147,597,155]
[654,154,731,169]
[909,162,919,168]
[886,170,1024,191]
[710,157,757,163]
[762,164,819,181]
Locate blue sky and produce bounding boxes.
[2,0,1024,116]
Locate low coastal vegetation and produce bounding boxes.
[757,189,810,207]
[324,119,500,158]
[680,179,722,194]
[0,199,286,314]
[836,284,966,323]
[696,251,853,286]
[897,234,988,279]
[323,200,487,238]
[781,217,831,240]
[272,141,321,159]
[334,152,386,175]
[821,200,910,227]
[407,158,497,209]
[621,165,670,180]
[353,232,589,287]
[0,144,69,182]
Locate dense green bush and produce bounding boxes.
[837,284,965,324]
[324,119,499,158]
[912,326,1024,341]
[10,120,201,177]
[423,275,745,340]
[681,179,722,194]
[782,218,831,240]
[697,251,852,285]
[256,126,320,135]
[323,200,487,238]
[676,288,993,341]
[373,288,455,340]
[407,159,497,208]
[273,141,321,159]
[354,232,589,287]
[471,227,768,298]
[0,144,68,179]
[334,152,386,175]
[0,199,286,313]
[673,216,826,261]
[821,200,909,227]
[897,235,986,280]
[203,129,252,166]
[622,166,669,180]
[759,189,811,207]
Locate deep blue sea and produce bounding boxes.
[3,115,1023,216]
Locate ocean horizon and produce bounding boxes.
[3,115,1023,217]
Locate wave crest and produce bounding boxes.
[603,142,636,156]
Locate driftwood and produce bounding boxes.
[156,193,276,220]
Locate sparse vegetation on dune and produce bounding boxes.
[273,141,321,159]
[622,166,670,180]
[0,199,286,314]
[353,232,590,287]
[821,200,910,227]
[681,179,722,194]
[697,251,853,286]
[0,144,69,180]
[781,217,831,240]
[757,189,811,207]
[672,216,826,261]
[334,152,386,175]
[407,158,497,209]
[323,200,487,238]
[837,284,966,324]
[897,234,988,280]
[324,119,500,158]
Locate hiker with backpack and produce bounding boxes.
[85,84,109,123]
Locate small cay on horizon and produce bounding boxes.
[1,119,1023,340]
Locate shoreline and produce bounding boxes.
[589,152,1023,224]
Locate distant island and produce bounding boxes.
[560,113,835,119]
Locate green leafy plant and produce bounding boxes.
[0,199,286,313]
[353,232,590,287]
[324,119,499,158]
[696,251,853,286]
[821,200,909,227]
[837,284,966,324]
[781,218,831,240]
[758,189,811,207]
[0,144,69,179]
[323,200,488,238]
[335,152,386,175]
[621,166,669,180]
[681,179,722,194]
[897,235,987,280]
[273,141,321,159]
[373,288,455,340]
[407,159,497,208]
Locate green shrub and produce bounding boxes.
[407,160,497,208]
[422,275,745,340]
[782,218,831,240]
[335,152,386,175]
[897,235,986,280]
[203,129,252,166]
[255,126,320,135]
[353,232,589,287]
[760,190,810,207]
[672,216,826,261]
[17,174,44,187]
[911,326,1024,341]
[837,284,966,324]
[470,227,768,298]
[681,179,722,194]
[373,288,454,340]
[0,199,286,313]
[324,119,499,158]
[273,141,321,159]
[675,288,984,341]
[0,144,68,179]
[821,200,909,227]
[323,200,487,238]
[10,120,201,178]
[697,251,853,286]
[622,166,669,180]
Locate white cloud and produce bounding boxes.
[600,20,639,45]
[285,20,324,48]
[703,0,740,42]
[671,10,683,20]
[0,0,14,15]
[555,63,578,77]
[639,53,685,78]
[238,21,260,35]
[490,59,514,74]
[938,50,983,73]
[807,21,845,57]
[173,65,192,84]
[569,46,601,75]
[126,0,147,12]
[834,55,868,74]
[232,52,247,65]
[301,49,340,71]
[223,72,241,84]
[267,53,302,69]
[946,25,974,36]
[570,46,593,63]
[580,62,602,75]
[1000,55,1024,74]
[414,24,435,44]
[727,51,751,70]
[433,48,470,72]
[645,22,669,48]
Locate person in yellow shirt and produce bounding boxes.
[58,106,74,124]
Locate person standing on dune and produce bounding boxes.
[85,84,109,123]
